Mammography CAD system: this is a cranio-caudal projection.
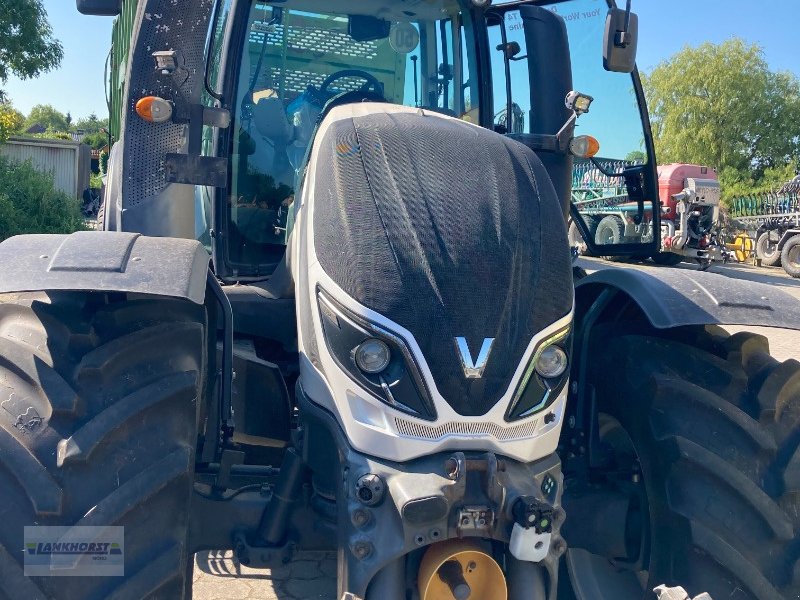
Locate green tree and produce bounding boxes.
[625,150,647,163]
[81,131,108,151]
[0,101,24,142]
[0,1,63,100]
[75,113,109,134]
[641,38,800,190]
[24,104,69,133]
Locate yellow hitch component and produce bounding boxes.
[418,539,507,600]
[727,233,755,263]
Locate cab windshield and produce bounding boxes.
[489,0,656,255]
[225,0,479,274]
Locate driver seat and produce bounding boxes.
[253,97,295,145]
[252,97,296,185]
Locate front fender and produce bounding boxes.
[576,265,800,330]
[0,231,209,303]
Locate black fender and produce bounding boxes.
[575,264,800,330]
[0,231,209,304]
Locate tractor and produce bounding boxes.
[1,1,799,599]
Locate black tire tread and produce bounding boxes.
[649,374,775,487]
[96,198,106,231]
[106,544,185,600]
[0,292,205,600]
[719,331,770,368]
[0,426,63,515]
[670,435,793,541]
[0,337,80,416]
[756,231,782,267]
[57,373,197,466]
[590,327,800,599]
[76,448,193,529]
[688,520,780,600]
[0,541,47,600]
[780,234,800,278]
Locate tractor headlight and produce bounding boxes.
[317,289,436,420]
[505,327,572,422]
[534,345,568,379]
[354,339,391,374]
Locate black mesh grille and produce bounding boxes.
[314,112,573,416]
[123,0,214,207]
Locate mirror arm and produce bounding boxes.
[555,112,577,148]
[616,0,633,47]
[496,14,514,133]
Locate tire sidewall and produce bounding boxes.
[780,235,800,277]
[595,216,624,246]
[756,231,781,266]
[597,378,691,597]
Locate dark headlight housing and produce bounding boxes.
[505,327,571,422]
[317,288,437,421]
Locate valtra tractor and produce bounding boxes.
[1,1,799,599]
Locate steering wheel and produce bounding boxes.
[320,69,384,98]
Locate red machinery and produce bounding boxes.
[655,163,726,266]
[659,163,718,222]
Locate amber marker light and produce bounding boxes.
[569,135,600,158]
[135,96,173,123]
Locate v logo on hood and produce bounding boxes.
[454,337,495,379]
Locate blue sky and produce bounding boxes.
[3,0,800,121]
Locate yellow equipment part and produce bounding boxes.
[726,234,754,262]
[418,539,507,600]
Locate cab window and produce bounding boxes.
[225,2,479,276]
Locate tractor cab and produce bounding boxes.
[217,2,485,276]
[186,0,660,281]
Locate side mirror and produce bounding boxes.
[76,0,121,16]
[603,7,638,73]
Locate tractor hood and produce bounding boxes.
[307,104,573,418]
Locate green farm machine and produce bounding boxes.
[729,177,800,277]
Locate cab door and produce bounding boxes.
[485,1,659,258]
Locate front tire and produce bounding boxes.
[780,234,800,278]
[0,292,206,600]
[756,230,782,267]
[569,325,800,600]
[594,216,624,246]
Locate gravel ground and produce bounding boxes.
[194,258,800,599]
[192,551,336,600]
